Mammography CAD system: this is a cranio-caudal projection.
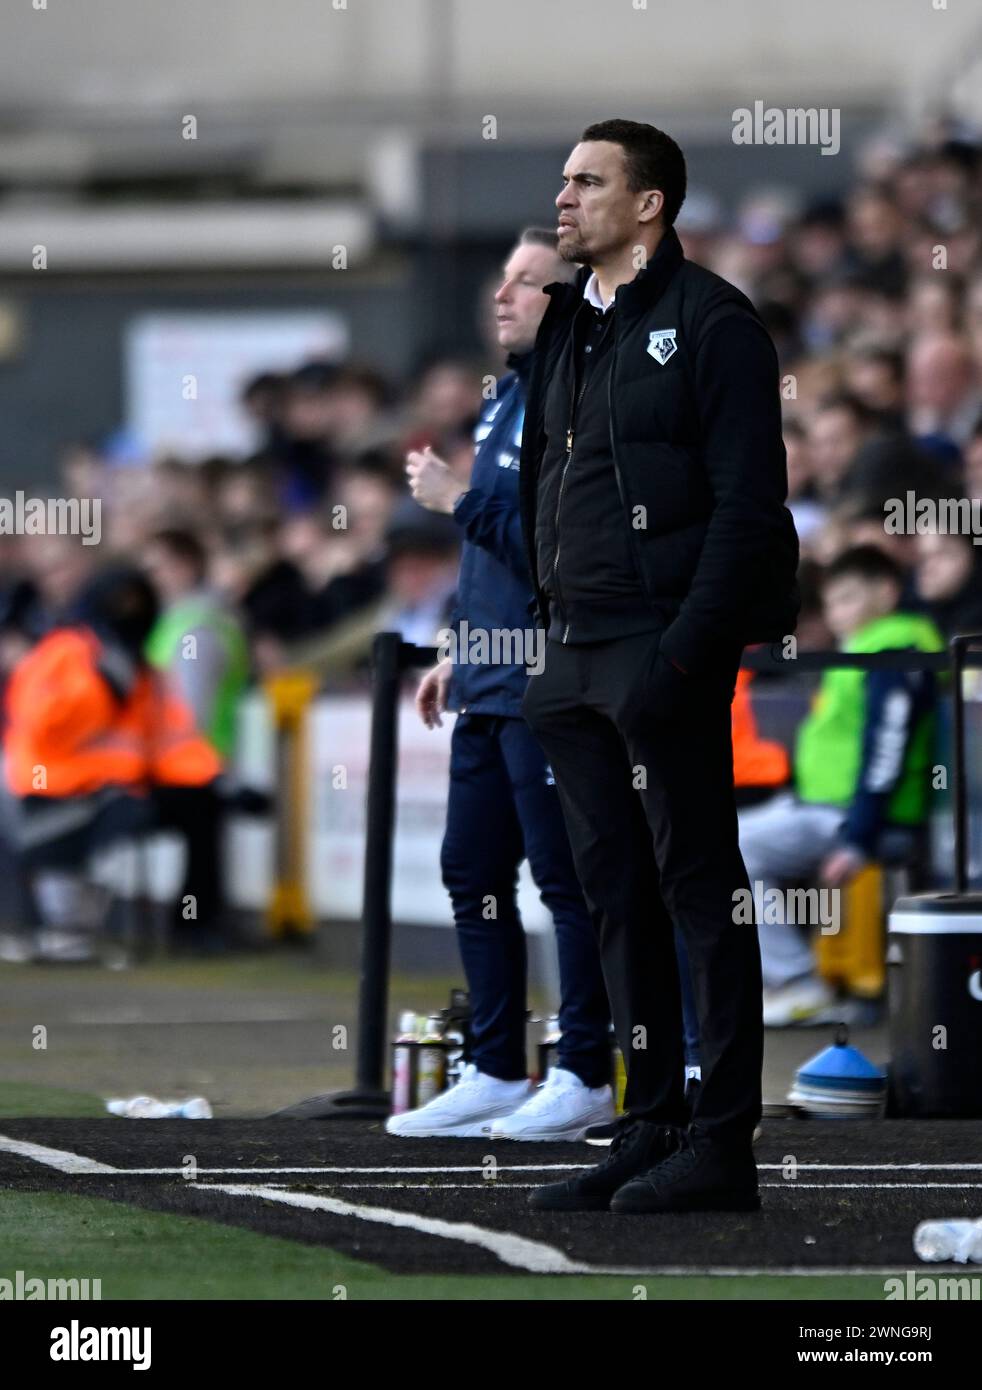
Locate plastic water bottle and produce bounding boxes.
[106,1095,212,1119]
[913,1219,982,1263]
[391,1011,419,1114]
[107,1096,167,1118]
[177,1097,212,1119]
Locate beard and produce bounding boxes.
[558,233,592,264]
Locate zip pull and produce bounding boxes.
[566,428,573,453]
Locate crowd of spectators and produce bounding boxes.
[0,354,485,689]
[689,118,982,648]
[2,118,982,700]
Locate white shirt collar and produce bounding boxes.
[582,271,615,314]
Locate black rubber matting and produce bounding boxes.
[2,1117,981,1276]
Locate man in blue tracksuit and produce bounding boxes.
[388,227,699,1140]
[387,228,611,1139]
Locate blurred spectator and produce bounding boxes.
[142,532,249,951]
[964,417,982,499]
[842,339,906,423]
[846,186,906,295]
[966,272,982,367]
[792,558,834,650]
[907,332,981,449]
[2,568,221,962]
[143,528,250,759]
[836,498,916,578]
[739,546,944,1026]
[211,519,313,676]
[327,365,394,453]
[289,463,396,631]
[675,187,724,268]
[913,530,982,638]
[783,419,825,547]
[402,355,484,457]
[845,432,951,512]
[59,440,107,502]
[212,457,280,528]
[239,371,288,452]
[806,392,879,504]
[798,271,867,351]
[787,199,849,285]
[907,270,965,336]
[19,533,100,637]
[732,666,791,810]
[376,498,459,648]
[273,360,343,511]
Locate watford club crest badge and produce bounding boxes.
[647,328,678,364]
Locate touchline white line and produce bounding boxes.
[3,1133,971,1280]
[196,1182,600,1275]
[6,1136,982,1179]
[70,1163,597,1175]
[0,1135,602,1276]
[757,1163,982,1172]
[187,1180,982,1192]
[0,1135,116,1174]
[761,1181,982,1190]
[30,1162,982,1176]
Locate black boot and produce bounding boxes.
[528,1120,680,1212]
[610,1125,760,1214]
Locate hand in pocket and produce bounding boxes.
[646,650,692,721]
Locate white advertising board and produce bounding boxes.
[227,692,551,931]
[126,311,348,457]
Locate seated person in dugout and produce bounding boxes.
[2,567,221,963]
[738,544,943,1028]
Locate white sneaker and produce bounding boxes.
[35,929,97,964]
[490,1067,615,1141]
[763,976,838,1028]
[385,1063,531,1138]
[0,932,37,964]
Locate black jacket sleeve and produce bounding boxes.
[658,312,791,676]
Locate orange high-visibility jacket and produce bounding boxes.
[4,628,221,797]
[732,667,790,790]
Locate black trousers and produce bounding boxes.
[522,630,762,1144]
[153,784,223,933]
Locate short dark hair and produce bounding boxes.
[823,544,903,590]
[815,390,877,429]
[848,340,905,381]
[580,119,687,226]
[240,371,285,403]
[149,527,207,583]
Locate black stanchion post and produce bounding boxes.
[355,631,402,1096]
[272,632,403,1119]
[951,635,969,896]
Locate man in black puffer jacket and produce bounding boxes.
[522,119,799,1216]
